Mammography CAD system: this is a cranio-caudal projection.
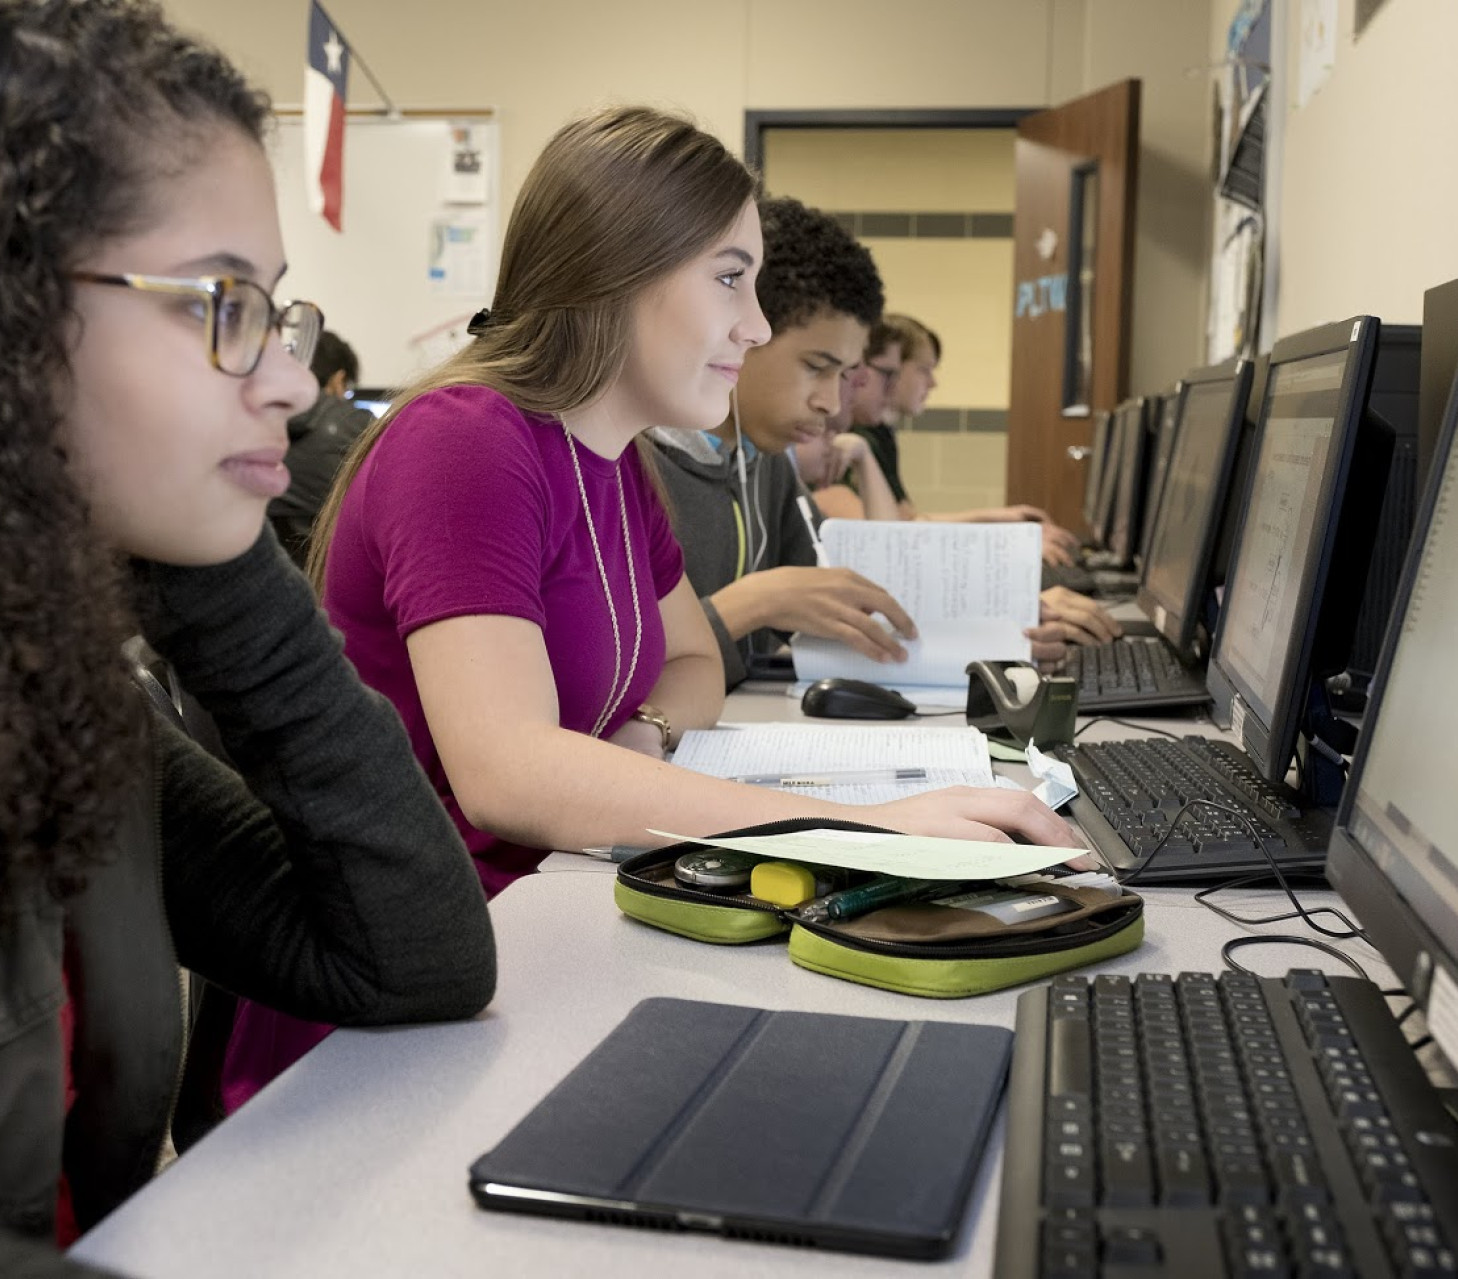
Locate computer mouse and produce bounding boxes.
[801,678,917,720]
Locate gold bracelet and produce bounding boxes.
[631,703,672,752]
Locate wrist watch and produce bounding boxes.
[631,703,672,752]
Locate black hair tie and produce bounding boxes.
[467,308,492,336]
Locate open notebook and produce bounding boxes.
[671,722,994,805]
[790,520,1042,706]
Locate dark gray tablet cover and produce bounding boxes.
[468,997,1013,1259]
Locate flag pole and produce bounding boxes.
[349,43,399,120]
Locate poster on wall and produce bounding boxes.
[428,216,490,297]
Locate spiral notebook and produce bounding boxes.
[468,997,1012,1260]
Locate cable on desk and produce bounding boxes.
[1118,798,1369,950]
[1221,933,1370,980]
[1073,715,1186,742]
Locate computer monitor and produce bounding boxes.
[348,386,394,418]
[1206,316,1394,791]
[1105,398,1149,565]
[1135,387,1181,571]
[1328,362,1458,1071]
[1081,411,1114,542]
[1136,357,1254,661]
[1419,277,1458,485]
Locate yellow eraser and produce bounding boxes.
[750,860,819,907]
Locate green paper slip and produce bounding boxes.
[986,740,1028,763]
[646,828,1073,881]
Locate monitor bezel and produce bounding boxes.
[1205,316,1380,783]
[1328,360,1458,1043]
[1098,399,1142,560]
[1136,357,1253,661]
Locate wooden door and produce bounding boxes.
[1005,80,1141,532]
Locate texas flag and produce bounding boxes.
[304,0,349,231]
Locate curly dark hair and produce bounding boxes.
[755,195,884,336]
[0,0,269,897]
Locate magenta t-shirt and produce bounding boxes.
[327,383,684,894]
[219,386,683,1113]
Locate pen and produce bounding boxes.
[729,767,929,787]
[795,494,831,567]
[580,845,648,862]
[798,875,976,923]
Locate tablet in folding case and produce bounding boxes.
[468,996,1013,1260]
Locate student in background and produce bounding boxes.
[268,329,375,567]
[654,196,1120,687]
[849,314,1083,567]
[0,2,495,1271]
[792,408,901,521]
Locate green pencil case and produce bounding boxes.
[614,818,1144,999]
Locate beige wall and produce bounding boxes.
[163,0,1213,509]
[763,128,1015,412]
[1277,0,1458,334]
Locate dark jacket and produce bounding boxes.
[269,393,374,569]
[0,529,495,1277]
[648,429,818,689]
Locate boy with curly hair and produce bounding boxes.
[650,196,1119,690]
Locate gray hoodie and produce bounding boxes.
[648,428,819,689]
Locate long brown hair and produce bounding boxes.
[0,0,271,897]
[307,105,756,589]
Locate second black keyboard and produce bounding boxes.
[1054,736,1332,881]
[1067,637,1212,712]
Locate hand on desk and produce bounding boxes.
[1026,586,1122,668]
[866,785,1085,857]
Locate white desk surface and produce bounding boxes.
[73,691,1389,1278]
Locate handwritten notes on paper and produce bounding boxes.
[791,520,1043,685]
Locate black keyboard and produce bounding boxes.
[995,970,1458,1279]
[1054,736,1331,881]
[1067,637,1211,712]
[1043,562,1142,601]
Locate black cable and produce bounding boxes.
[1074,715,1187,742]
[1221,933,1370,980]
[913,708,966,718]
[1119,797,1368,942]
[1397,1001,1423,1026]
[1410,1034,1434,1052]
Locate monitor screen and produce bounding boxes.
[1082,411,1114,538]
[1139,362,1251,656]
[1106,400,1148,565]
[348,387,393,418]
[1136,390,1181,571]
[1214,349,1348,732]
[1096,411,1125,545]
[1331,371,1458,1066]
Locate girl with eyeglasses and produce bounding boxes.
[0,2,494,1269]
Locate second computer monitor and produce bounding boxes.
[1207,317,1392,787]
[1137,358,1254,661]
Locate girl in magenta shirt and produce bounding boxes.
[222,106,1078,1106]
